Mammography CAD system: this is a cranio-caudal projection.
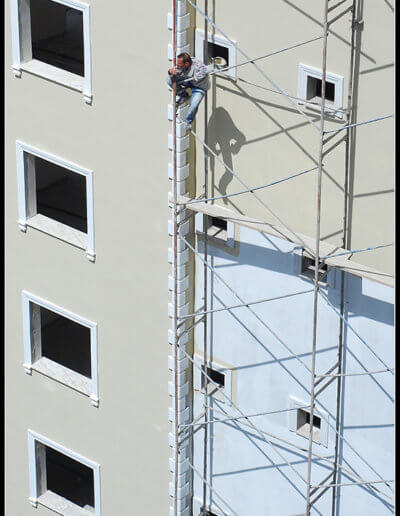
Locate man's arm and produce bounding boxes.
[193,61,210,81]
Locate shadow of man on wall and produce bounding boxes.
[207,107,246,204]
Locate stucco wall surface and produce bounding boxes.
[193,225,394,515]
[194,0,394,274]
[5,1,171,514]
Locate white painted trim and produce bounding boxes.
[27,430,101,515]
[195,28,237,80]
[9,0,22,77]
[22,291,99,406]
[9,0,92,102]
[297,63,344,119]
[16,141,95,261]
[288,396,329,447]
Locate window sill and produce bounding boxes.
[30,356,92,398]
[38,490,94,516]
[17,60,92,103]
[25,213,88,252]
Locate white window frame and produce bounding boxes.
[195,28,237,80]
[10,0,92,103]
[22,291,99,407]
[28,430,101,515]
[297,63,344,119]
[195,212,235,248]
[288,396,329,447]
[193,354,232,402]
[16,141,95,261]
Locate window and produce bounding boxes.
[205,41,229,69]
[195,29,237,79]
[289,397,328,447]
[22,291,99,406]
[202,366,226,390]
[300,252,328,285]
[207,216,228,239]
[296,408,322,443]
[306,76,335,103]
[16,141,95,261]
[194,356,233,402]
[297,63,344,119]
[195,213,235,248]
[10,0,92,102]
[28,431,100,515]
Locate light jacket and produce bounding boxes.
[171,58,211,91]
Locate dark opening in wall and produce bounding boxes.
[306,76,335,102]
[297,409,321,430]
[202,366,225,389]
[210,217,227,231]
[35,156,88,233]
[30,0,84,76]
[45,446,94,509]
[301,254,328,284]
[205,41,229,68]
[39,305,92,378]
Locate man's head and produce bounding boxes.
[177,52,192,70]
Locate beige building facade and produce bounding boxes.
[5,1,394,516]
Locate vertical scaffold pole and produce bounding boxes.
[202,0,209,513]
[331,2,357,514]
[172,1,179,515]
[305,1,329,515]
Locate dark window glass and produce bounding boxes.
[297,409,321,430]
[39,306,91,378]
[30,0,84,76]
[203,367,225,388]
[35,156,88,233]
[307,76,335,102]
[45,447,94,508]
[210,217,227,231]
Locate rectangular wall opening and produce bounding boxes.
[202,366,225,390]
[23,292,98,403]
[301,254,328,284]
[38,305,91,378]
[45,445,94,509]
[205,41,230,68]
[30,0,84,76]
[28,432,100,514]
[296,408,321,443]
[206,216,228,240]
[306,76,335,103]
[34,155,88,233]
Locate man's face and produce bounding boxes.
[177,57,190,70]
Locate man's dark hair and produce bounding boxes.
[177,52,192,66]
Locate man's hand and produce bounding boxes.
[169,67,180,76]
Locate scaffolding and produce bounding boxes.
[170,1,394,515]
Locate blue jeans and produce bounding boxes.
[167,76,206,125]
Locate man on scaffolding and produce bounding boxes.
[167,52,210,131]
